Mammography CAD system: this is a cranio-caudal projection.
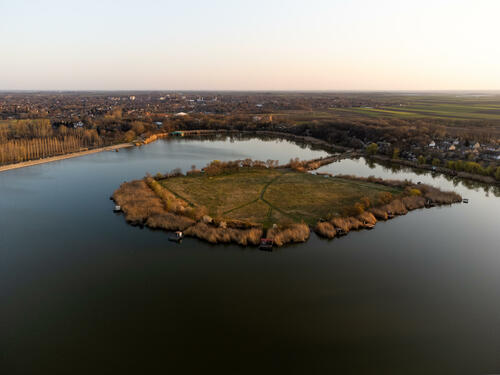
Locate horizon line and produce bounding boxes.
[2,89,500,94]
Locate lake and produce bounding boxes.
[1,135,499,374]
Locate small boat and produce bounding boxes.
[169,231,183,242]
[335,228,346,236]
[424,200,436,208]
[462,198,469,203]
[259,238,274,251]
[113,205,121,212]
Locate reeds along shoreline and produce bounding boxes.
[113,174,461,248]
[314,177,462,240]
[112,178,312,247]
[112,179,265,246]
[266,223,310,247]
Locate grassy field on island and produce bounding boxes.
[159,169,402,227]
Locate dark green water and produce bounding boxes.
[1,136,499,374]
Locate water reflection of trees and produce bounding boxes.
[371,158,499,196]
[169,134,500,197]
[172,132,333,153]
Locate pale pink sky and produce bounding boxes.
[1,0,499,90]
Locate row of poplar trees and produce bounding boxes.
[0,119,102,164]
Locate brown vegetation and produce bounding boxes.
[142,133,168,145]
[315,176,462,238]
[113,177,263,246]
[315,222,337,239]
[184,222,263,246]
[146,213,195,231]
[113,165,461,248]
[358,211,377,225]
[336,175,462,205]
[401,196,426,210]
[266,223,310,247]
[113,180,165,224]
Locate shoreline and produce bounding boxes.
[0,143,134,173]
[172,129,500,186]
[2,129,497,187]
[0,129,350,174]
[369,154,500,186]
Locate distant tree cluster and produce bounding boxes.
[203,159,278,176]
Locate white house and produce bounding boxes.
[429,141,436,148]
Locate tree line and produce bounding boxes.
[0,135,102,164]
[0,119,102,164]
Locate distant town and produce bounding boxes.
[1,91,499,182]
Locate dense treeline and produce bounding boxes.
[0,136,97,164]
[164,114,499,149]
[0,113,168,165]
[0,119,101,164]
[168,114,499,179]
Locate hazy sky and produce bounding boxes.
[1,0,499,90]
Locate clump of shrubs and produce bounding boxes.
[266,222,310,247]
[203,159,277,176]
[315,221,336,239]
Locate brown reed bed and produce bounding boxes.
[266,223,310,247]
[114,166,462,248]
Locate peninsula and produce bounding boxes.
[112,159,462,247]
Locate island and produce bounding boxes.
[112,159,462,248]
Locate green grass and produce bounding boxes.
[328,95,500,121]
[160,168,401,227]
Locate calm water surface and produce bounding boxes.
[1,136,499,374]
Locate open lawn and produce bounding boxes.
[159,169,401,227]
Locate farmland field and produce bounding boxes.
[329,95,500,120]
[263,94,500,123]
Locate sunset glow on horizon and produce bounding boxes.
[1,0,499,91]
